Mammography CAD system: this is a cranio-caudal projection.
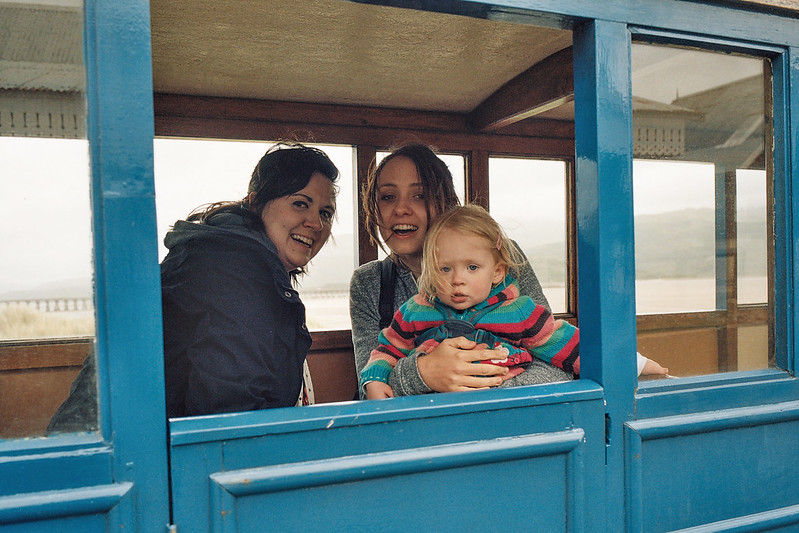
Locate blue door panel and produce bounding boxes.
[212,434,580,533]
[0,441,112,497]
[0,483,132,532]
[2,515,107,533]
[635,372,799,419]
[170,382,606,532]
[626,400,799,532]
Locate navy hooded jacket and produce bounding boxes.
[161,212,311,418]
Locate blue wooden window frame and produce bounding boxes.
[4,2,799,531]
[0,0,169,530]
[627,28,799,413]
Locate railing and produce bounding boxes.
[0,298,93,312]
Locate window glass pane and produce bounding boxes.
[0,0,96,438]
[633,160,716,313]
[632,42,772,377]
[489,158,567,314]
[736,169,767,305]
[154,139,355,331]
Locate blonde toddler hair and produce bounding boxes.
[418,204,523,299]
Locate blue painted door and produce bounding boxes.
[0,1,169,531]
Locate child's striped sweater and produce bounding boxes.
[360,275,580,392]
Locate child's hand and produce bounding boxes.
[365,381,395,399]
[641,358,669,376]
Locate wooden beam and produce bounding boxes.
[469,47,574,133]
[153,93,575,151]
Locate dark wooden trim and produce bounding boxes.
[0,337,92,371]
[153,93,575,156]
[309,330,353,352]
[565,158,579,318]
[636,306,768,333]
[356,145,378,264]
[469,47,574,132]
[155,115,574,157]
[467,150,490,207]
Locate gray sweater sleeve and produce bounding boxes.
[349,261,383,378]
[349,261,432,397]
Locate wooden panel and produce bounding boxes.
[0,339,89,371]
[637,328,720,377]
[153,93,576,159]
[0,339,91,438]
[470,47,574,132]
[170,381,606,532]
[305,349,357,404]
[0,367,81,438]
[208,432,583,532]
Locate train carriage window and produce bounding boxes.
[489,158,569,315]
[631,43,772,376]
[154,139,356,331]
[0,0,97,438]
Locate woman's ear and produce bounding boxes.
[248,191,257,205]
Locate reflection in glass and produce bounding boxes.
[0,0,97,437]
[154,139,355,331]
[489,158,568,314]
[632,43,771,377]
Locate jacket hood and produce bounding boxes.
[164,212,277,256]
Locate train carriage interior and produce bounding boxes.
[1,0,773,438]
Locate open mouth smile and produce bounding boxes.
[391,224,418,236]
[291,234,314,248]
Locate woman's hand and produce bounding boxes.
[366,381,395,399]
[641,358,669,377]
[417,337,509,392]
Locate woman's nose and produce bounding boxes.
[305,212,323,230]
[394,196,413,215]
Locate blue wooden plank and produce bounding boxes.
[210,430,584,495]
[83,0,169,531]
[672,504,799,532]
[455,0,799,46]
[777,46,799,377]
[626,401,799,530]
[170,392,606,532]
[0,443,112,497]
[170,379,603,446]
[635,371,799,418]
[0,483,131,525]
[573,18,637,532]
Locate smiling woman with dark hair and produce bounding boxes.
[161,142,339,417]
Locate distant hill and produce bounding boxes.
[521,207,767,284]
[2,207,768,299]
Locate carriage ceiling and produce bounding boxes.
[149,0,575,126]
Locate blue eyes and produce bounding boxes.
[441,265,479,273]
